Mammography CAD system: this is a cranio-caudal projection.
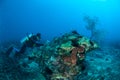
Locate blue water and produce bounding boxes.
[0,0,120,43]
[0,0,120,80]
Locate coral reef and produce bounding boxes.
[27,31,98,80]
[76,46,120,80]
[1,31,120,80]
[10,31,97,80]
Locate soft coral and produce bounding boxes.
[63,46,85,66]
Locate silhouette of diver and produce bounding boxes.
[6,33,44,57]
[19,33,43,53]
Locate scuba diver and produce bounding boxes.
[19,33,44,53]
[6,33,44,58]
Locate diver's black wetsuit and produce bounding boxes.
[19,33,44,53]
[6,33,44,57]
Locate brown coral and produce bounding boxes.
[62,46,85,66]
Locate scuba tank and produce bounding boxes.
[20,33,33,44]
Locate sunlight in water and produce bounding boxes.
[92,0,107,2]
